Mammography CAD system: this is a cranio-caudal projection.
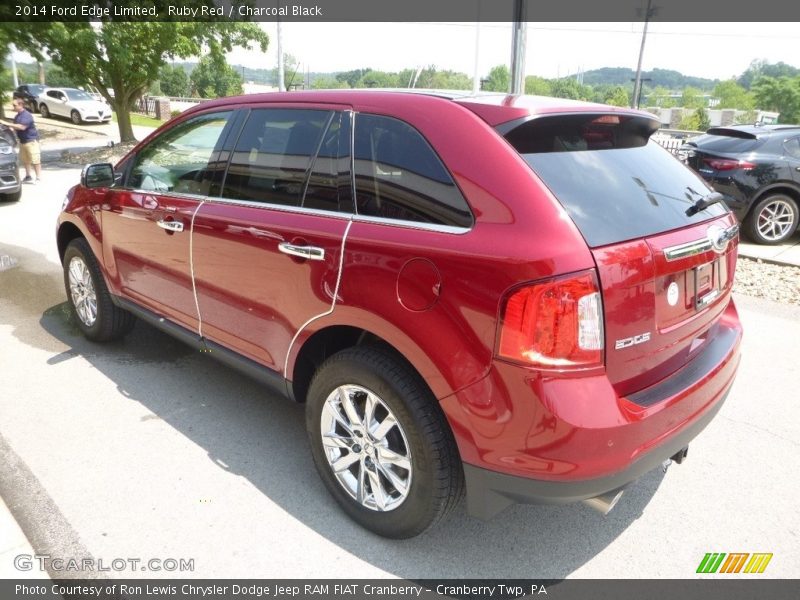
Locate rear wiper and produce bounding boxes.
[686,192,724,216]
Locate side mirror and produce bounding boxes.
[81,163,114,189]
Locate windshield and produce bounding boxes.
[66,90,95,102]
[504,114,728,247]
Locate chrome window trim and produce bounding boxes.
[198,194,353,221]
[663,238,714,261]
[351,213,471,235]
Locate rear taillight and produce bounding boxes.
[498,270,604,370]
[703,158,756,171]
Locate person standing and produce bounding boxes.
[5,97,42,184]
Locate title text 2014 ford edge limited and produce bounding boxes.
[57,91,742,538]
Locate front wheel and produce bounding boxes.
[1,189,21,202]
[744,194,799,245]
[70,110,82,125]
[306,346,463,538]
[39,103,50,118]
[63,238,135,341]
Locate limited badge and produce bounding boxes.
[667,281,680,306]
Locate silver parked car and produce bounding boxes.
[39,88,112,125]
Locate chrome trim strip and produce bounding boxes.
[663,238,713,261]
[351,214,471,235]
[283,218,353,378]
[198,195,353,221]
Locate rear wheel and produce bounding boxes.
[306,346,463,538]
[63,238,135,341]
[745,194,799,245]
[70,110,82,125]
[39,103,50,118]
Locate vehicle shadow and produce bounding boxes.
[5,243,665,579]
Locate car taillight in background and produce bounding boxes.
[498,270,604,369]
[703,158,756,171]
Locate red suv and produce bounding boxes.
[57,91,742,538]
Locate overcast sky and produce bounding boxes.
[224,22,800,81]
[12,22,800,82]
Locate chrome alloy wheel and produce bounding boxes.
[320,384,412,512]
[68,256,98,327]
[757,198,796,241]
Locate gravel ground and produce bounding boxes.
[735,257,800,306]
[55,140,136,165]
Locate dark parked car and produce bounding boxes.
[57,91,742,538]
[682,124,800,244]
[13,83,48,113]
[0,123,21,202]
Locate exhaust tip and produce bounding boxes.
[582,488,625,515]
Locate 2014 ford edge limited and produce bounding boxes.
[57,91,742,538]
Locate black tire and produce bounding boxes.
[63,238,135,341]
[306,346,463,538]
[744,194,799,245]
[70,110,82,125]
[1,189,21,202]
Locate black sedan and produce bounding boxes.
[682,124,800,244]
[13,83,48,113]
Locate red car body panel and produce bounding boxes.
[57,90,743,516]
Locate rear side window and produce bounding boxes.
[353,114,473,228]
[506,114,728,247]
[222,109,333,207]
[783,137,800,159]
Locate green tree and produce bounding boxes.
[604,86,630,107]
[647,86,676,107]
[0,23,51,117]
[695,106,711,131]
[713,79,754,109]
[159,64,191,97]
[752,76,800,123]
[190,54,242,98]
[414,66,471,90]
[311,76,349,90]
[482,65,509,92]
[22,18,268,142]
[336,68,371,88]
[355,70,400,88]
[681,87,706,109]
[550,78,591,101]
[525,75,552,96]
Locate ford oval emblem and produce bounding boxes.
[706,224,729,254]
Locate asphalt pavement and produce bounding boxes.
[0,167,798,579]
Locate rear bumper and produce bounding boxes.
[441,299,742,519]
[463,386,728,519]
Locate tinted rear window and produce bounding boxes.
[506,114,728,247]
[690,133,763,154]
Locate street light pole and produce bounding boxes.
[509,0,527,94]
[632,0,657,109]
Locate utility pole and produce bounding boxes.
[277,9,285,92]
[509,0,527,94]
[472,21,481,94]
[632,0,657,109]
[10,45,18,88]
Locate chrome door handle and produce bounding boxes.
[278,242,325,261]
[157,219,184,233]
